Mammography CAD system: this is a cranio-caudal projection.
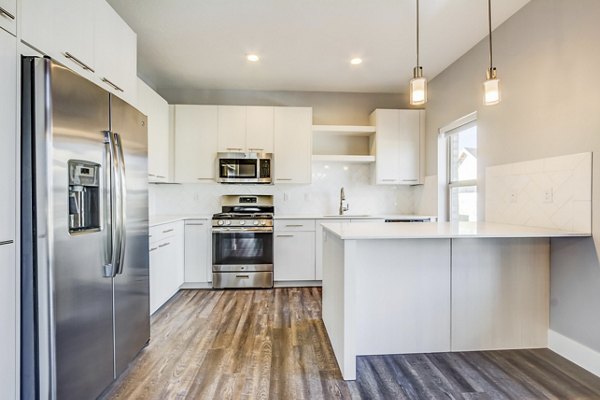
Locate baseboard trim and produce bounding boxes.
[274,281,322,288]
[548,330,600,377]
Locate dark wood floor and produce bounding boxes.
[102,288,600,400]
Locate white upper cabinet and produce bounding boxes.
[94,0,137,103]
[53,0,95,73]
[0,29,15,244]
[0,0,16,35]
[274,107,312,184]
[137,79,170,182]
[370,109,424,185]
[217,106,274,153]
[174,105,219,182]
[246,106,274,153]
[21,0,54,57]
[217,106,246,152]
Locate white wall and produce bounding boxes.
[424,0,600,352]
[150,162,415,216]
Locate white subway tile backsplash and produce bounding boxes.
[150,162,416,216]
[485,152,592,233]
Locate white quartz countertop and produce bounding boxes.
[149,214,211,226]
[275,214,436,220]
[322,221,591,240]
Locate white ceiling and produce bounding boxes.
[108,0,530,93]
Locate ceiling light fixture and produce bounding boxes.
[483,0,500,105]
[409,0,427,106]
[246,54,260,62]
[350,58,363,65]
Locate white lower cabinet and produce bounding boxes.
[184,220,211,283]
[274,219,316,281]
[0,243,16,399]
[149,221,184,314]
[315,219,347,280]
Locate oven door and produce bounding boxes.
[212,228,273,267]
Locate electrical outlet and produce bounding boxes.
[544,188,554,203]
[193,193,200,201]
[283,192,289,201]
[510,193,518,203]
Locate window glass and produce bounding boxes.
[447,121,477,222]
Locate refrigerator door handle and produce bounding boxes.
[114,132,127,275]
[104,131,121,277]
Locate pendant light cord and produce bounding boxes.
[488,0,493,69]
[416,0,420,67]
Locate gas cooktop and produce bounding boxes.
[212,212,273,220]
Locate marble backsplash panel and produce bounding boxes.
[485,152,592,233]
[150,162,416,216]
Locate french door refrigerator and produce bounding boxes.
[21,57,150,400]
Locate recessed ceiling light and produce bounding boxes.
[350,58,363,65]
[247,54,260,62]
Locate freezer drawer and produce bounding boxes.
[212,271,273,289]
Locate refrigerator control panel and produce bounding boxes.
[68,160,101,233]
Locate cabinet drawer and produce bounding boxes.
[274,219,316,232]
[149,222,181,244]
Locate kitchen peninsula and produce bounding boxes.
[321,221,590,380]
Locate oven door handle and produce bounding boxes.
[212,227,273,233]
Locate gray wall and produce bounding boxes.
[425,0,600,351]
[157,88,413,125]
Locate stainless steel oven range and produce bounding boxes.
[212,195,274,289]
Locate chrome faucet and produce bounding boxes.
[339,187,350,216]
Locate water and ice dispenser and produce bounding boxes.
[68,160,101,233]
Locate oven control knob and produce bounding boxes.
[254,221,259,226]
[218,220,224,226]
[225,220,231,225]
[240,221,245,225]
[261,221,266,226]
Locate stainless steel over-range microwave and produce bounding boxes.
[217,152,272,184]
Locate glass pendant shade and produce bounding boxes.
[410,67,427,106]
[483,67,500,105]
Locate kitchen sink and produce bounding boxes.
[322,214,372,218]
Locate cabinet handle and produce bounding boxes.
[186,223,205,226]
[382,179,397,182]
[197,178,213,181]
[226,147,243,151]
[148,173,156,177]
[276,178,293,181]
[0,240,14,246]
[248,148,264,151]
[64,52,95,73]
[102,77,124,92]
[236,274,250,279]
[402,179,418,182]
[162,228,174,233]
[277,234,294,238]
[0,6,15,20]
[285,224,304,227]
[149,247,158,252]
[159,242,171,248]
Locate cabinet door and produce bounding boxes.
[246,106,274,153]
[174,105,218,182]
[21,0,53,55]
[0,30,15,243]
[315,219,347,280]
[218,106,246,152]
[0,244,16,399]
[184,221,210,283]
[94,0,137,103]
[0,0,16,35]
[273,107,312,184]
[138,79,169,182]
[274,231,315,281]
[372,109,422,185]
[53,0,95,72]
[149,243,161,314]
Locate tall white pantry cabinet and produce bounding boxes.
[0,24,17,400]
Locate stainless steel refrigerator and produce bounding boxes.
[21,57,150,400]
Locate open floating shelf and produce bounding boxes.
[312,155,376,164]
[312,125,376,136]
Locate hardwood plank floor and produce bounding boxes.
[101,288,600,400]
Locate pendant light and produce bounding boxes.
[409,0,427,106]
[483,0,500,105]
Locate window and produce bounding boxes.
[447,120,477,222]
